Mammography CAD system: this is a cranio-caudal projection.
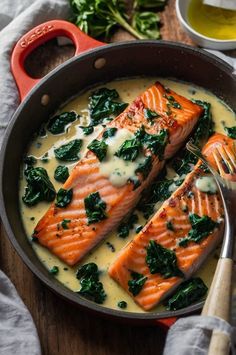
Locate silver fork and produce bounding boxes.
[186,141,236,355]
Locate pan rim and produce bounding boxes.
[0,40,233,322]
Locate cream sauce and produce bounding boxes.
[195,176,217,194]
[100,128,145,187]
[19,77,235,313]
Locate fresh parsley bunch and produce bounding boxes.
[70,0,167,40]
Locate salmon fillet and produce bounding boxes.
[34,82,202,266]
[203,132,236,181]
[108,134,234,311]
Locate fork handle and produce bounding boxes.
[201,257,233,355]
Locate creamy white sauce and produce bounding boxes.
[195,176,217,194]
[100,128,145,187]
[19,77,236,313]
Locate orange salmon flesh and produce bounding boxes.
[34,82,203,266]
[108,134,235,310]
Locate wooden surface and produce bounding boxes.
[0,1,233,354]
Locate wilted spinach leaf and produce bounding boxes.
[84,192,107,224]
[115,135,142,161]
[165,277,208,310]
[23,155,37,168]
[76,262,106,304]
[135,156,152,179]
[143,108,160,122]
[47,111,77,134]
[179,213,218,247]
[172,100,213,175]
[22,167,56,206]
[142,129,168,159]
[89,88,128,125]
[146,240,184,278]
[54,139,82,161]
[61,219,71,229]
[117,213,138,238]
[80,125,94,135]
[128,272,147,296]
[49,266,59,275]
[137,177,177,219]
[54,165,69,183]
[224,126,236,139]
[87,139,108,161]
[55,188,73,208]
[102,127,118,138]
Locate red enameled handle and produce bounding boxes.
[156,317,177,330]
[11,20,104,101]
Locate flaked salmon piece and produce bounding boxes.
[34,82,202,266]
[108,135,235,311]
[203,133,236,181]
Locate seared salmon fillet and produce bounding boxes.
[108,135,234,311]
[203,132,236,181]
[34,82,202,266]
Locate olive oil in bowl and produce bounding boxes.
[188,0,236,40]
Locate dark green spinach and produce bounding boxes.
[142,129,168,159]
[61,219,71,229]
[54,139,82,161]
[224,126,236,139]
[165,277,208,310]
[76,262,106,304]
[54,165,69,183]
[89,88,128,125]
[117,213,138,238]
[80,125,94,135]
[117,301,127,309]
[128,272,147,296]
[146,240,184,278]
[102,127,118,138]
[143,108,160,122]
[84,192,107,224]
[55,188,73,208]
[47,111,77,134]
[135,156,153,180]
[50,266,59,275]
[179,213,218,247]
[87,139,108,161]
[172,100,213,175]
[164,94,182,109]
[115,136,142,161]
[22,167,56,206]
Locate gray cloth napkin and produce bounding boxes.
[0,0,69,354]
[0,270,41,355]
[163,315,236,355]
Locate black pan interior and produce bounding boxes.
[0,41,235,323]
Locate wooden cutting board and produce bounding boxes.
[0,1,234,354]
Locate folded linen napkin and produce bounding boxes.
[163,315,236,355]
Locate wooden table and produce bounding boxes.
[0,1,232,354]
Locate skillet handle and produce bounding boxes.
[156,317,177,330]
[11,20,104,101]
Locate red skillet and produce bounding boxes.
[1,19,235,328]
